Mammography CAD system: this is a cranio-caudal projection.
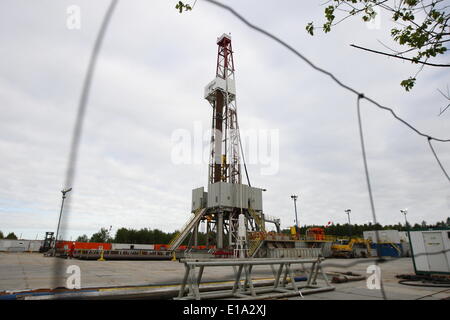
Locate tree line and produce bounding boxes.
[2,217,449,244]
[0,231,18,240]
[74,217,450,244]
[76,227,211,245]
[287,218,450,238]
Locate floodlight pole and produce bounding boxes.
[401,209,408,228]
[345,209,351,238]
[53,188,72,255]
[291,195,299,232]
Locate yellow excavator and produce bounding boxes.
[331,238,372,258]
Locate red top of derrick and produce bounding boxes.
[215,34,234,79]
[217,33,232,47]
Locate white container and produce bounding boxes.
[363,230,400,244]
[399,231,409,243]
[132,244,155,250]
[112,243,131,250]
[0,240,11,251]
[112,243,154,250]
[26,240,44,252]
[0,239,42,252]
[409,230,450,275]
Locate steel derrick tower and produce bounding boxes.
[169,34,272,256]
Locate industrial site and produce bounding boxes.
[1,0,449,305]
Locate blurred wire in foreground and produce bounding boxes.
[52,0,118,291]
[428,138,450,182]
[357,95,387,300]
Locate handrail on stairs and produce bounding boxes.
[169,208,204,248]
[248,206,266,232]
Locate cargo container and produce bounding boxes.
[0,240,43,252]
[363,230,400,244]
[409,229,450,275]
[77,242,111,250]
[370,243,402,257]
[56,241,112,251]
[399,231,409,243]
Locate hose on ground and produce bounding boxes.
[396,274,450,288]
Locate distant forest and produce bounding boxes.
[75,227,209,246]
[1,218,448,244]
[72,217,450,244]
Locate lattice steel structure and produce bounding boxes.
[205,33,241,185]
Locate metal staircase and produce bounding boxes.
[247,207,266,257]
[248,207,266,232]
[248,238,264,257]
[168,208,207,251]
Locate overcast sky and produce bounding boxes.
[0,0,449,241]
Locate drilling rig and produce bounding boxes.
[168,34,274,257]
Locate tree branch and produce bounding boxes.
[350,44,450,67]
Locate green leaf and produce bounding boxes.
[400,78,416,92]
[306,22,314,36]
[175,1,192,14]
